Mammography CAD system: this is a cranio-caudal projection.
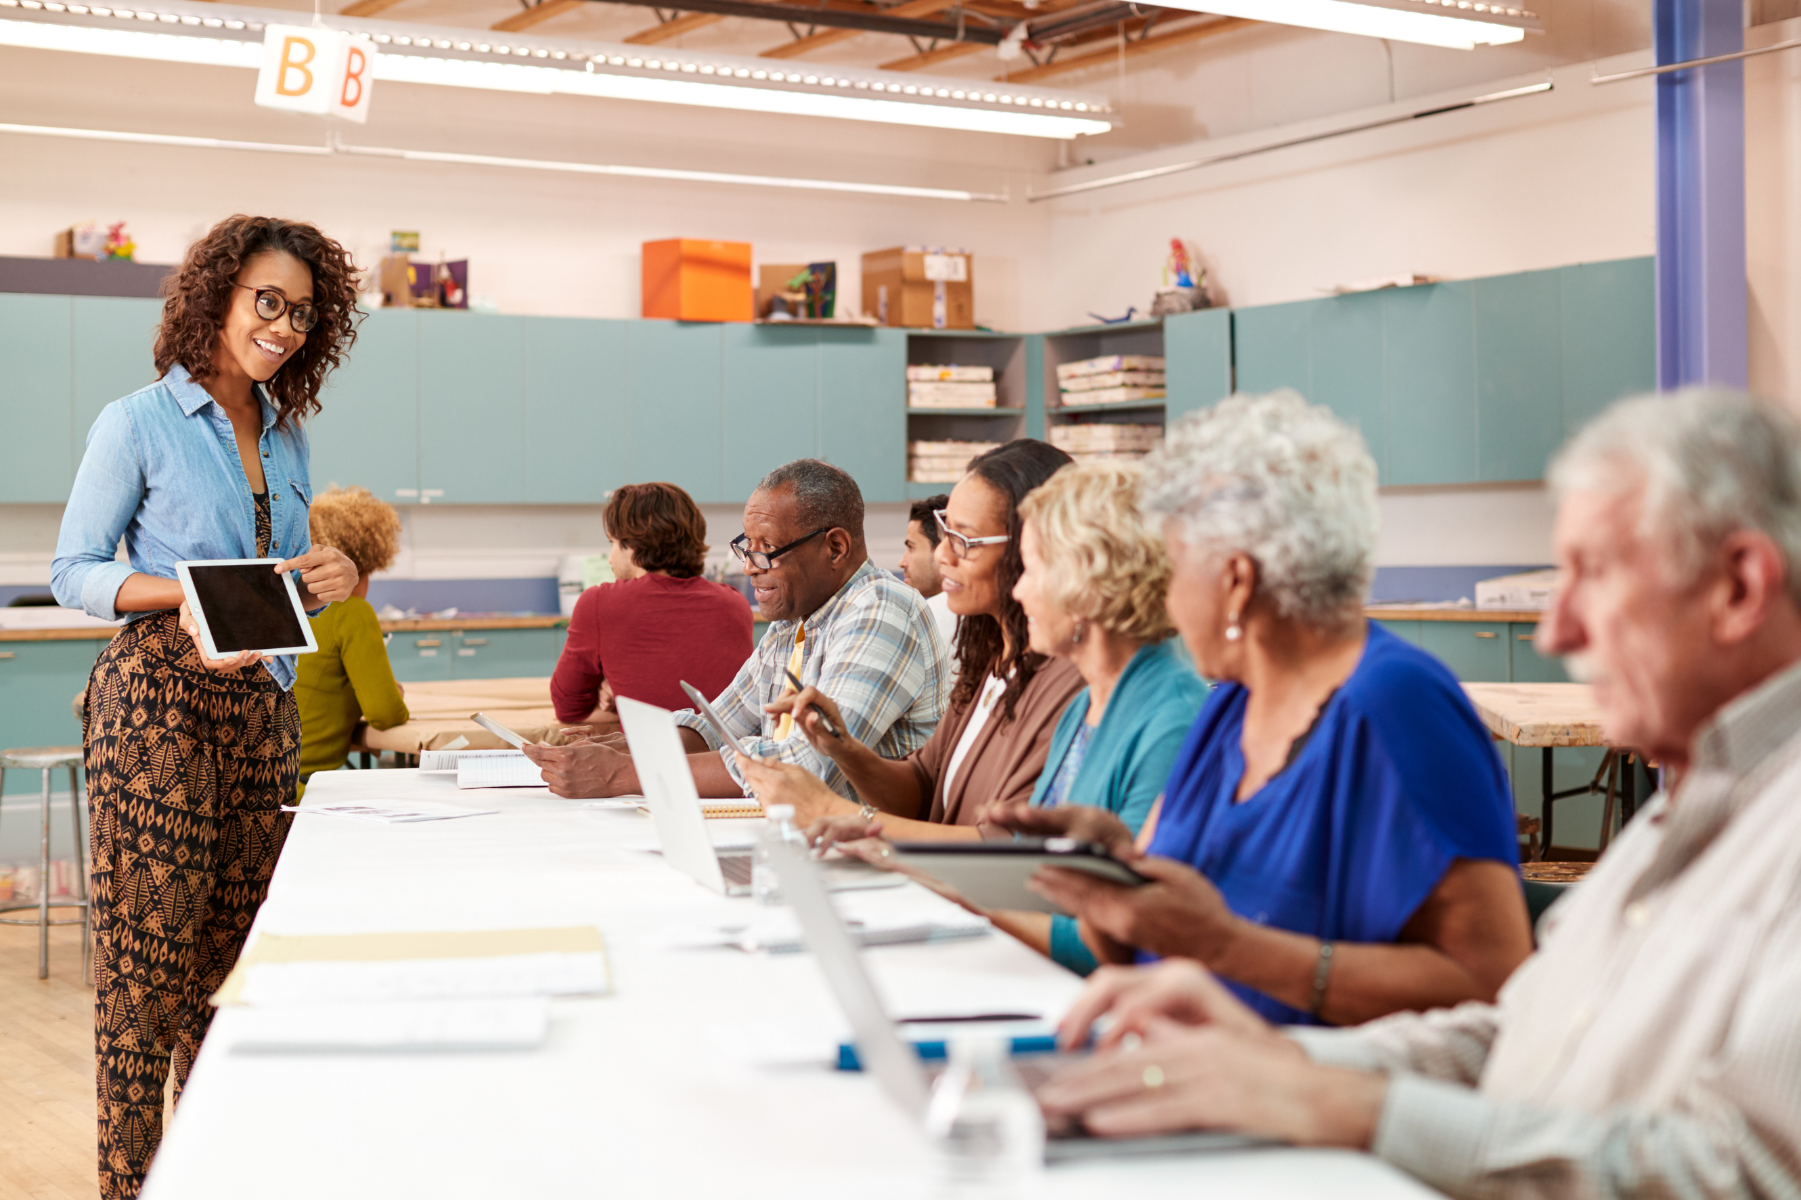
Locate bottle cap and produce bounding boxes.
[766,804,796,821]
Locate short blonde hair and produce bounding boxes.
[1019,461,1174,642]
[308,486,401,577]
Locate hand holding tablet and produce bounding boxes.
[175,559,319,668]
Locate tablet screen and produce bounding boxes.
[185,563,308,653]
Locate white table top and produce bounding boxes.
[143,769,1440,1200]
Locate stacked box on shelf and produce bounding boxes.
[909,438,1003,483]
[1048,422,1164,463]
[907,364,996,409]
[1054,354,1166,408]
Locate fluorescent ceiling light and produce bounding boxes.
[0,121,1009,201]
[0,2,1113,139]
[1156,0,1529,49]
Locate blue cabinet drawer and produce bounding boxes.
[449,629,563,680]
[0,639,106,795]
[389,633,456,682]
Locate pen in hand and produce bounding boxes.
[783,668,842,739]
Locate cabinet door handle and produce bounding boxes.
[1473,631,1498,639]
[461,638,488,646]
[1518,634,1535,641]
[0,651,14,660]
[416,639,443,648]
[395,488,420,498]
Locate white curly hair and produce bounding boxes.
[1139,390,1380,627]
[1549,388,1801,607]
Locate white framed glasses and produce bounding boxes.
[933,509,1009,560]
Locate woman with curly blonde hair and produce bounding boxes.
[296,486,410,796]
[51,215,363,1198]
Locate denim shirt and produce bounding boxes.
[51,363,316,690]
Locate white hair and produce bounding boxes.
[1139,389,1379,627]
[1549,388,1801,607]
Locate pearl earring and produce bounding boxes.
[1071,618,1087,646]
[1224,612,1242,642]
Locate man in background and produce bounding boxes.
[900,494,958,653]
[527,460,947,800]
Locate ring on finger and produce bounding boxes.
[1142,1064,1165,1090]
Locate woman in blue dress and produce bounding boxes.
[991,391,1532,1026]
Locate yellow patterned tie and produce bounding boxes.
[776,625,806,741]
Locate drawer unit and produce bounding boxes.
[389,633,456,683]
[1417,621,1509,683]
[0,639,106,795]
[449,628,563,680]
[1371,619,1420,647]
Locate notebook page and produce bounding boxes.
[456,753,545,789]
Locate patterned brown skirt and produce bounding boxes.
[83,610,299,1200]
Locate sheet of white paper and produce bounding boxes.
[456,754,545,789]
[648,907,989,954]
[281,801,499,823]
[229,998,551,1052]
[240,950,610,1005]
[419,747,516,771]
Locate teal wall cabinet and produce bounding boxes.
[311,309,420,504]
[420,313,526,504]
[523,318,628,504]
[723,324,820,501]
[449,628,564,679]
[818,326,906,503]
[0,295,74,503]
[1162,307,1234,421]
[1382,283,1477,485]
[627,321,723,503]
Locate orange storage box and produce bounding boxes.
[641,238,753,322]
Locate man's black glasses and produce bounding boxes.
[236,284,319,333]
[730,528,830,571]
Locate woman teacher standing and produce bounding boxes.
[51,216,361,1200]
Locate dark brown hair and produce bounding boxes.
[908,494,950,548]
[604,482,709,578]
[952,439,1074,721]
[154,215,361,427]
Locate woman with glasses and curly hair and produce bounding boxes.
[51,215,362,1200]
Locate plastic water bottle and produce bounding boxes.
[925,1037,1046,1200]
[753,804,807,905]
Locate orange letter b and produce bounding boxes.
[276,36,315,96]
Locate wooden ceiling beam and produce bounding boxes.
[760,0,957,57]
[878,38,988,69]
[624,10,727,41]
[339,0,407,17]
[996,15,1252,82]
[490,0,587,31]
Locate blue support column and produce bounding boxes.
[1655,0,1747,390]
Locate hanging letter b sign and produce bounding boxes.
[254,25,374,122]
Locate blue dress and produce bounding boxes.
[1144,623,1518,1025]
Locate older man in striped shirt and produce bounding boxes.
[1036,389,1801,1200]
[528,459,947,801]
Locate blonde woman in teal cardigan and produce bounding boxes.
[989,462,1209,974]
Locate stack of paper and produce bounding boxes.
[456,752,545,789]
[906,364,993,382]
[1054,355,1167,409]
[1048,422,1163,463]
[282,799,500,822]
[909,438,1003,483]
[908,380,998,408]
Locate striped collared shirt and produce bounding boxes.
[1296,655,1801,1200]
[675,560,947,799]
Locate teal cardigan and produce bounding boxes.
[1028,639,1211,975]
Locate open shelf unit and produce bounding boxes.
[903,329,1034,493]
[1041,319,1168,460]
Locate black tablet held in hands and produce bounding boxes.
[887,837,1150,915]
[175,559,318,659]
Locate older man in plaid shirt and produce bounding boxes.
[527,459,947,800]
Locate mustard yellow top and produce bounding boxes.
[296,596,409,795]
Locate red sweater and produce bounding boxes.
[551,573,754,721]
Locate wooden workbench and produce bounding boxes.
[352,676,618,759]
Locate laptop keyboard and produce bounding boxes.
[720,853,754,887]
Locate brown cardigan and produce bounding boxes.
[905,657,1086,826]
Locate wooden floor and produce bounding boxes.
[0,920,95,1200]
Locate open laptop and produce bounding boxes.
[769,839,1273,1162]
[616,696,900,898]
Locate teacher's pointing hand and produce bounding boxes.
[277,545,359,606]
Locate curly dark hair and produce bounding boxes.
[951,439,1074,722]
[604,482,709,578]
[154,215,360,427]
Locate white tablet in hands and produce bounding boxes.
[175,559,318,660]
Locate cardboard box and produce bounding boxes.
[643,239,753,322]
[862,247,974,330]
[1475,568,1559,611]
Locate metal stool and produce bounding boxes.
[0,747,90,980]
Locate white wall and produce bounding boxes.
[1748,16,1801,410]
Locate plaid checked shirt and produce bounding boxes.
[675,560,948,798]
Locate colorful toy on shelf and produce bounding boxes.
[1152,237,1209,316]
[1165,238,1194,289]
[102,222,136,262]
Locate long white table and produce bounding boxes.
[143,769,1441,1199]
